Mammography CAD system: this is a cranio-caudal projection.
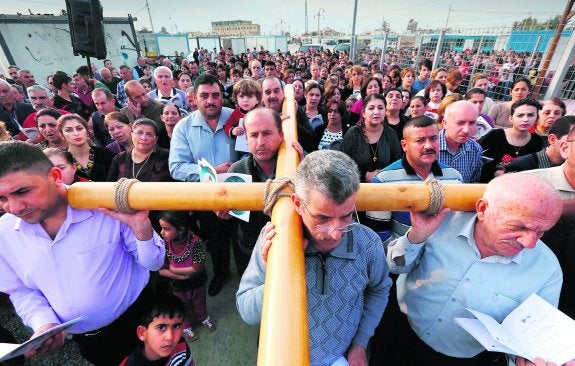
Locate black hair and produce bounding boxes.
[404,116,436,131]
[510,98,541,115]
[0,141,54,178]
[193,73,224,94]
[549,116,575,138]
[138,294,186,328]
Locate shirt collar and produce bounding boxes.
[401,155,444,177]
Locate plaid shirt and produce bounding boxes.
[438,130,483,183]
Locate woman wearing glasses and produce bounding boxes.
[316,100,349,150]
[57,113,115,182]
[107,118,172,183]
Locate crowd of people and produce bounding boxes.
[0,42,574,366]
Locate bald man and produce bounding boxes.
[383,173,563,365]
[438,100,483,183]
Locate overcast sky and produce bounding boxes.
[6,0,571,35]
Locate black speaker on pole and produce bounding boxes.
[65,0,107,59]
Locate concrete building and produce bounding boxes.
[212,20,260,36]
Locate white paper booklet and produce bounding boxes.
[0,316,85,362]
[198,158,252,222]
[455,293,575,365]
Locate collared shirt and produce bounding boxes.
[524,164,575,199]
[169,107,238,182]
[0,205,165,334]
[386,211,562,358]
[438,129,483,183]
[371,157,461,241]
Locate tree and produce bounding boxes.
[512,15,562,30]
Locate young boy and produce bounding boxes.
[223,79,262,138]
[120,295,195,366]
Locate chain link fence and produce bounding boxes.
[350,21,575,101]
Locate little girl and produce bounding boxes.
[158,211,216,342]
[223,79,262,138]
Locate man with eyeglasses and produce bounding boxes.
[237,149,392,366]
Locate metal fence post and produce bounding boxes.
[467,36,484,89]
[544,30,575,99]
[432,29,446,70]
[380,32,388,71]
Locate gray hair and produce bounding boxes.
[27,84,53,98]
[294,150,360,205]
[154,65,173,78]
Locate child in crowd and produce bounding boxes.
[119,294,195,366]
[223,79,262,138]
[158,211,216,343]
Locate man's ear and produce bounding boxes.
[291,193,303,214]
[475,198,488,221]
[559,139,570,160]
[48,166,63,185]
[136,325,147,341]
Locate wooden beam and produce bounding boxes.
[67,182,485,211]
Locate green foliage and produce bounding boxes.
[512,15,562,30]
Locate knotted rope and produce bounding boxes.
[263,177,295,217]
[114,178,139,213]
[424,177,445,215]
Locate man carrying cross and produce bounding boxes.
[237,149,392,365]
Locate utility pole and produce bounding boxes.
[305,0,308,35]
[315,8,325,43]
[444,2,452,29]
[145,0,154,32]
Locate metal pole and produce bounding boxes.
[380,32,388,71]
[145,0,154,33]
[528,36,541,69]
[532,0,574,97]
[467,36,484,89]
[432,29,446,70]
[544,29,575,99]
[350,0,358,63]
[414,34,422,70]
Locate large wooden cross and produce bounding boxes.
[68,86,485,366]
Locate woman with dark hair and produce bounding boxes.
[348,77,383,125]
[161,103,184,140]
[302,82,325,130]
[339,93,402,183]
[388,68,401,88]
[383,88,408,139]
[35,108,68,150]
[530,97,566,139]
[480,98,543,182]
[316,100,350,150]
[57,113,115,181]
[292,78,306,107]
[488,77,531,128]
[107,118,171,183]
[104,111,133,154]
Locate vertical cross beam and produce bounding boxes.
[257,85,310,365]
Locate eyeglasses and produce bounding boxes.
[132,130,157,139]
[326,108,340,114]
[301,202,359,233]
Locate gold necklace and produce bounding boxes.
[131,150,153,179]
[369,139,380,162]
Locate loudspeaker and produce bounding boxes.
[65,0,107,59]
